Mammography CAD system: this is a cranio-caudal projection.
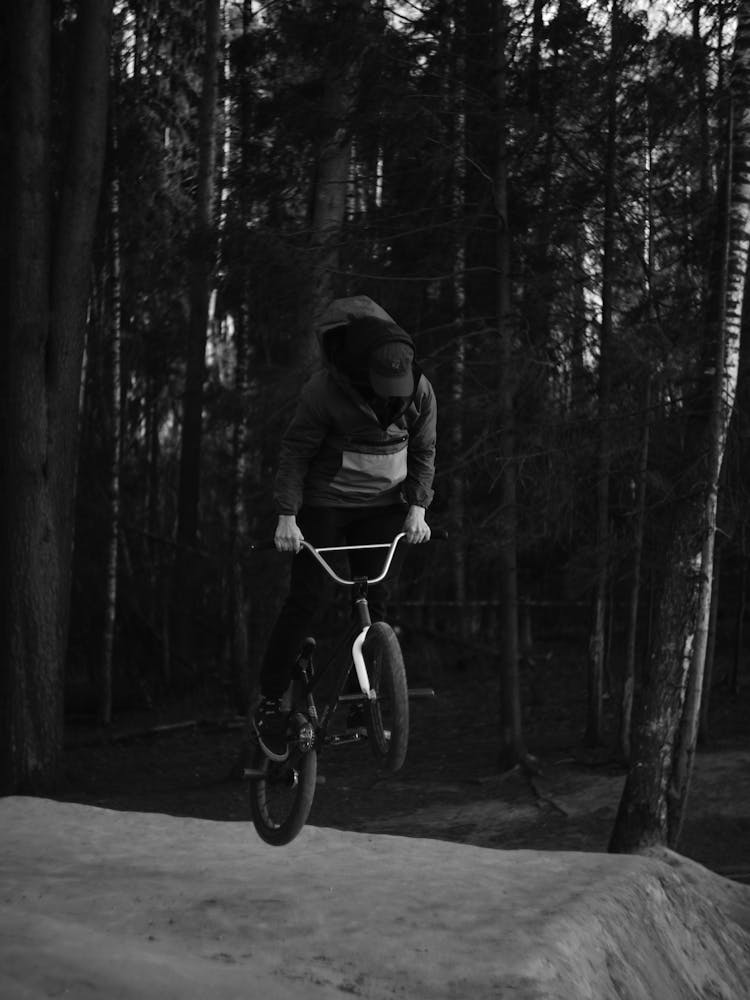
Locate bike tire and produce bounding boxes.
[363,621,409,772]
[248,742,317,846]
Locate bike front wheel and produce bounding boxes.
[248,742,317,846]
[363,621,409,772]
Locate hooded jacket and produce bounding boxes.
[273,297,437,515]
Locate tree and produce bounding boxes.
[445,2,469,625]
[304,0,371,361]
[620,376,651,761]
[176,0,221,555]
[585,0,619,749]
[173,0,221,677]
[494,0,527,769]
[0,1,113,791]
[610,0,750,852]
[100,60,124,728]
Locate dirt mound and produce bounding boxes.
[1,797,749,999]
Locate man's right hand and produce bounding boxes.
[275,514,304,553]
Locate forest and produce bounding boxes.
[2,0,750,854]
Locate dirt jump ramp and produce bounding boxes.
[1,797,748,999]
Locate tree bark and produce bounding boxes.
[698,542,721,742]
[693,0,714,312]
[0,1,113,792]
[443,0,468,627]
[586,0,618,748]
[101,74,123,728]
[176,0,220,552]
[621,99,657,761]
[304,0,369,363]
[620,377,651,761]
[173,0,221,679]
[494,0,526,770]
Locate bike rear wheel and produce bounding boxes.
[248,742,317,846]
[363,621,409,772]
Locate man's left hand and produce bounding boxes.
[403,505,431,544]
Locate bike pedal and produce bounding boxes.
[329,730,367,747]
[407,687,436,699]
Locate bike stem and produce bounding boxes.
[351,580,372,628]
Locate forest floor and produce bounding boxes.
[57,638,750,883]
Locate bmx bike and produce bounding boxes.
[245,530,443,846]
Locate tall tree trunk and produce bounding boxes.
[525,0,558,378]
[443,0,468,624]
[610,0,750,851]
[698,542,722,742]
[303,0,369,364]
[570,224,588,418]
[620,377,651,761]
[586,0,618,748]
[494,0,526,770]
[173,0,220,679]
[693,0,713,220]
[229,307,251,713]
[621,95,656,762]
[176,0,219,547]
[0,1,113,792]
[100,94,123,728]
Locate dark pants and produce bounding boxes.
[259,504,408,698]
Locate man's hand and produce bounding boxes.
[275,514,304,553]
[403,505,430,544]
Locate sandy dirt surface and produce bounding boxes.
[1,796,750,1000]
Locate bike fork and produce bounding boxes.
[351,591,375,699]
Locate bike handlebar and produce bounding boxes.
[251,528,447,587]
[303,534,403,586]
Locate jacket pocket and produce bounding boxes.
[331,442,407,499]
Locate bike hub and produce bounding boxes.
[295,720,316,752]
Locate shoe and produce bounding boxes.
[253,696,290,762]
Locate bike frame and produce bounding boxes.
[289,532,407,740]
[299,531,406,701]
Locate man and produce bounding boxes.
[254,296,437,760]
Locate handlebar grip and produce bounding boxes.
[249,540,278,552]
[430,527,449,541]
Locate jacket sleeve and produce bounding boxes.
[404,375,437,509]
[273,376,330,515]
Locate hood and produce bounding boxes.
[317,295,396,333]
[316,296,415,371]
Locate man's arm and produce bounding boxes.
[404,375,437,512]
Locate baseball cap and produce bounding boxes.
[368,342,415,398]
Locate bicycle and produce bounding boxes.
[245,530,444,846]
